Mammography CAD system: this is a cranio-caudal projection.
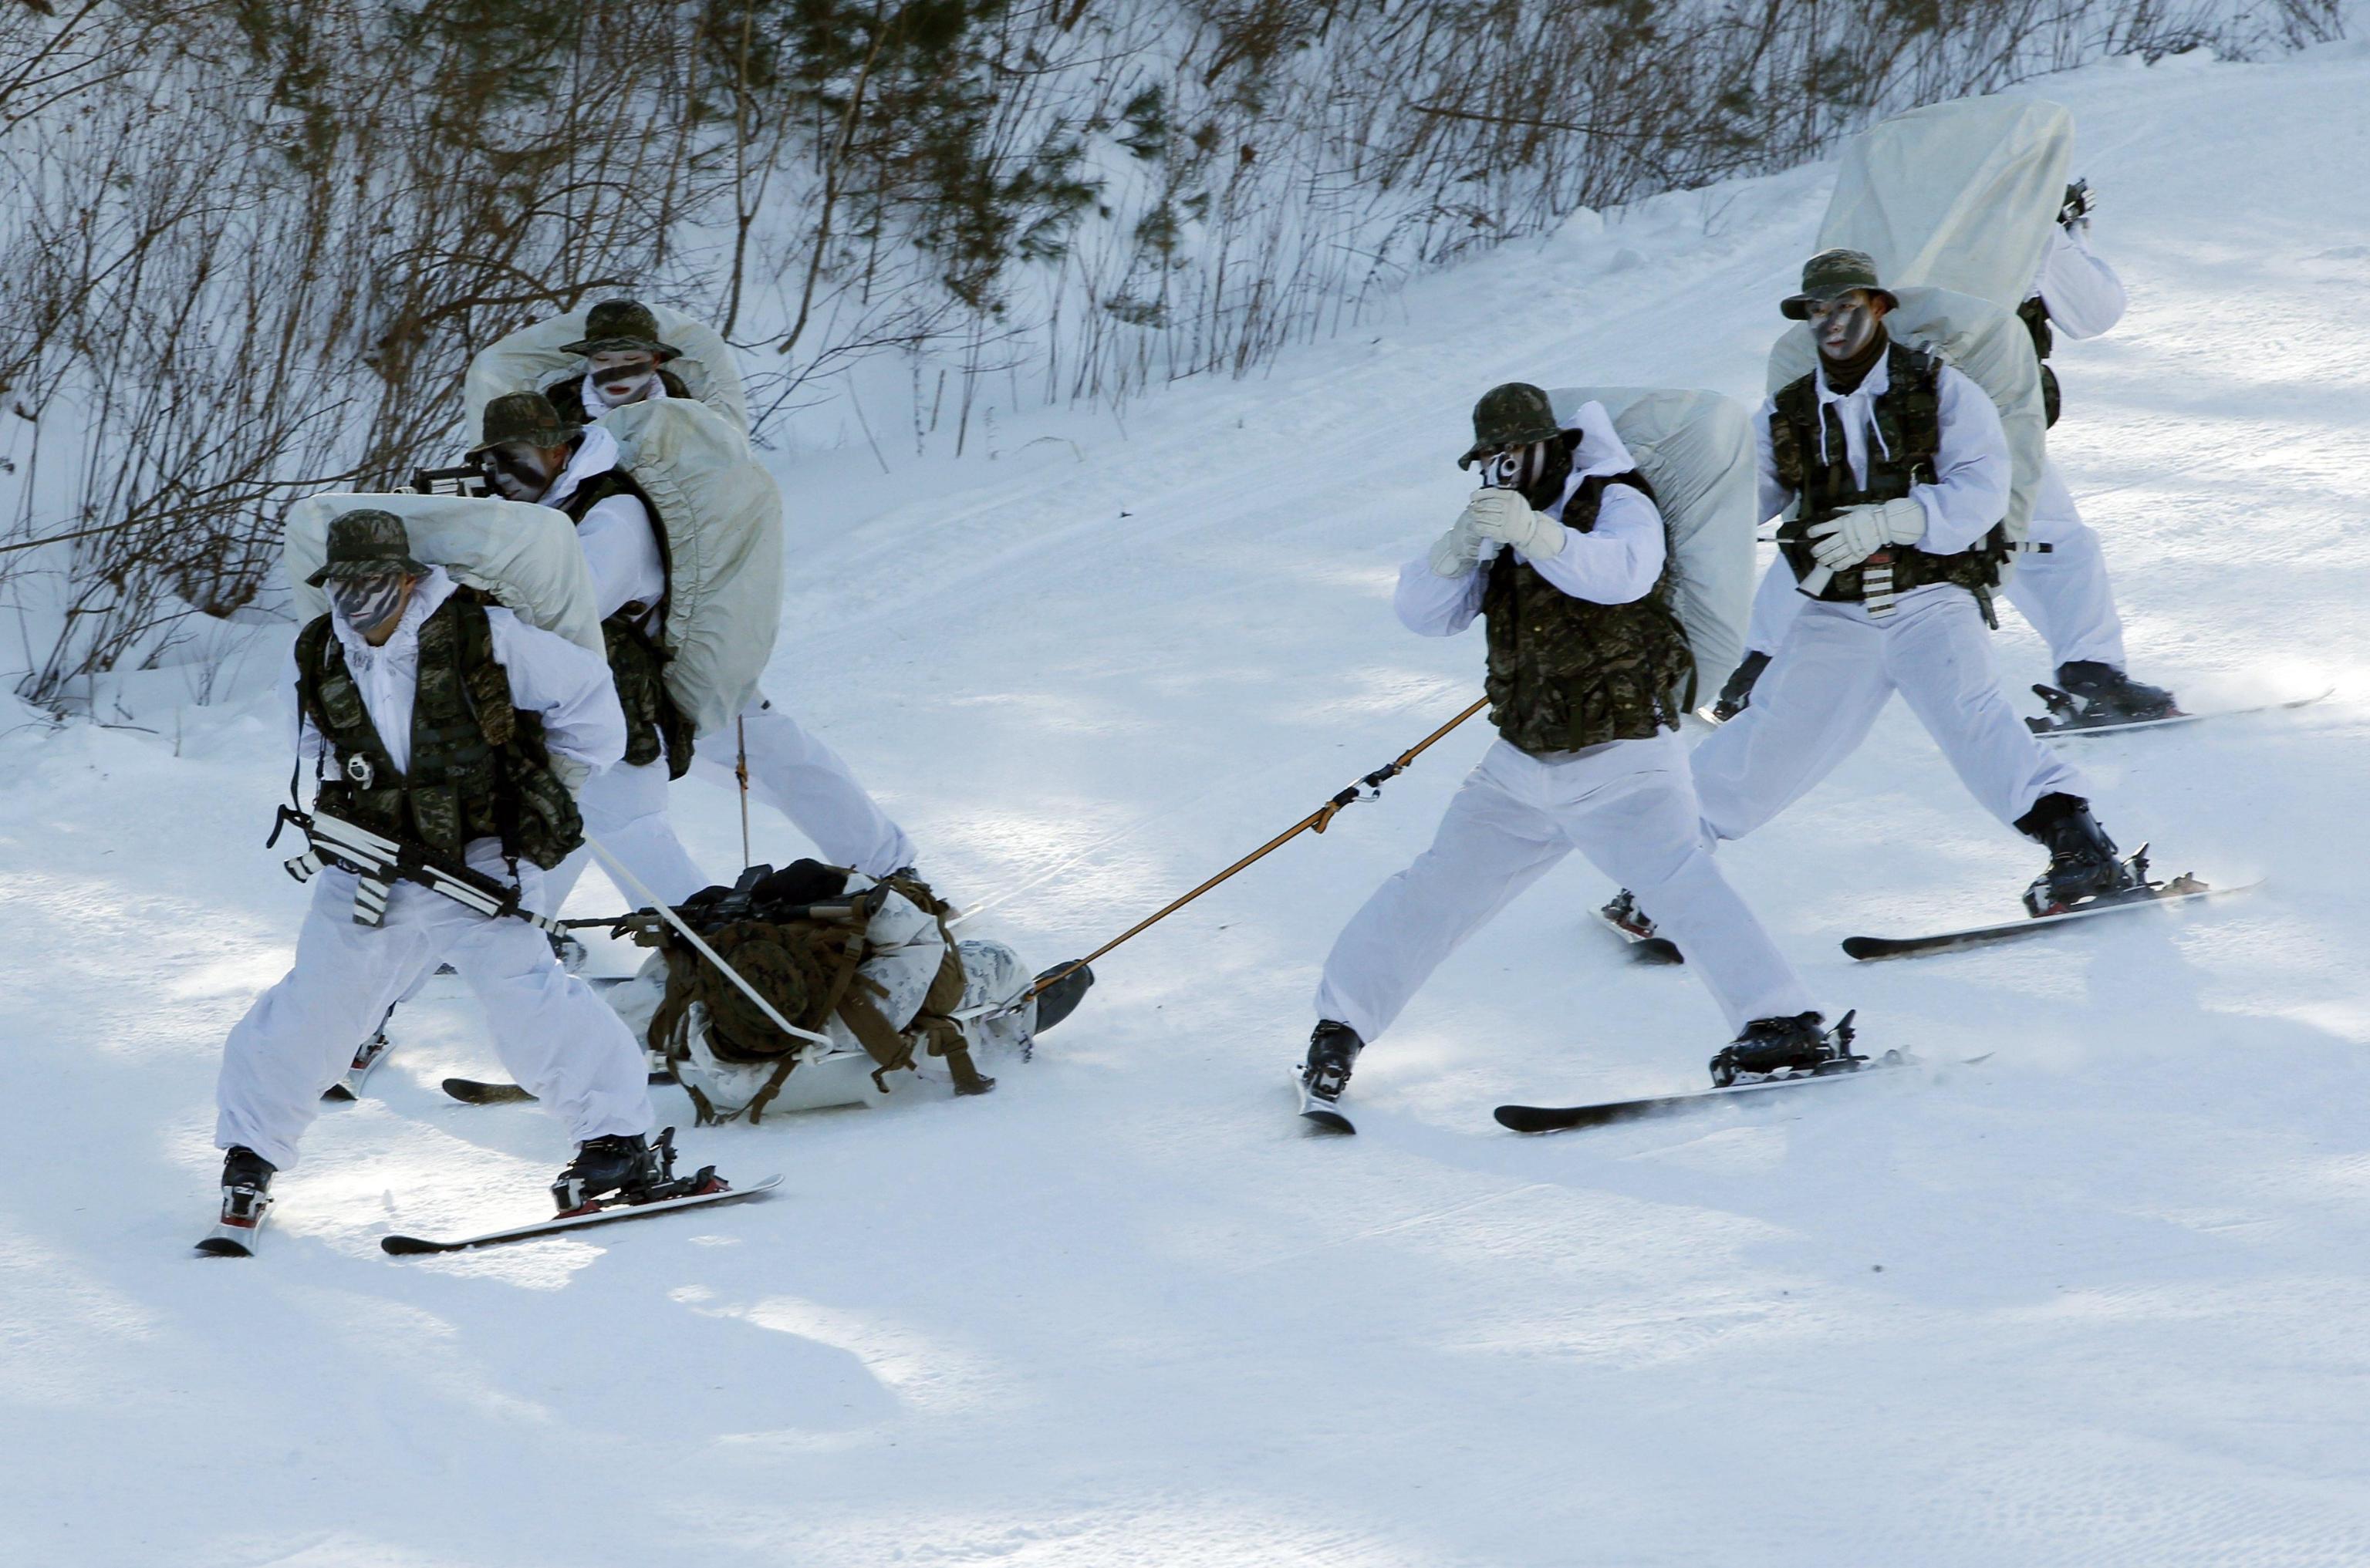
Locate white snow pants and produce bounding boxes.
[1693,585,2087,844]
[543,757,710,912]
[1315,730,1816,1042]
[1743,460,2130,673]
[690,694,914,878]
[542,691,917,912]
[214,847,655,1171]
[2001,459,2129,670]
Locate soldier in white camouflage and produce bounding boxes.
[1301,383,1845,1112]
[1615,250,2151,938]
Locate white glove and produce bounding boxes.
[1429,514,1484,577]
[1463,487,1565,561]
[1805,497,1926,571]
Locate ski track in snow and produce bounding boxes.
[7,42,2370,1568]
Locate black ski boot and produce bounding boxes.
[2015,791,2139,916]
[2052,660,2179,724]
[552,1129,716,1214]
[1601,887,1655,940]
[1710,650,1771,721]
[198,1146,276,1256]
[1707,1011,1853,1087]
[221,1145,275,1207]
[1301,1020,1363,1106]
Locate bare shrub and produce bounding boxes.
[0,0,2345,705]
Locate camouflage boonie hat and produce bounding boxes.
[1780,248,1901,320]
[306,508,429,587]
[557,299,683,361]
[1457,382,1565,469]
[466,390,583,460]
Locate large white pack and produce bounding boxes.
[1765,286,2046,558]
[605,398,785,737]
[1545,386,1757,701]
[283,491,603,656]
[1818,96,2074,312]
[464,302,751,438]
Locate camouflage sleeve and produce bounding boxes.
[482,608,628,770]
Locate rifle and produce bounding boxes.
[268,806,837,1048]
[407,464,489,498]
[268,804,565,937]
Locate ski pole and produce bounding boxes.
[1024,696,1490,1001]
[587,837,833,1047]
[734,717,751,868]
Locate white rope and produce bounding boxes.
[587,836,832,1047]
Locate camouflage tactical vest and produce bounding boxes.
[293,595,583,869]
[1768,341,2005,605]
[2017,296,2062,428]
[1479,473,1696,757]
[643,865,992,1124]
[561,467,696,777]
[542,368,694,424]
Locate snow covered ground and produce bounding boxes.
[8,38,2370,1568]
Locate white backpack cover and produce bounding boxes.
[283,491,603,656]
[1765,285,2046,558]
[1818,96,2074,313]
[603,399,785,737]
[464,302,751,438]
[1545,386,1757,701]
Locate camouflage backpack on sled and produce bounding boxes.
[637,861,994,1124]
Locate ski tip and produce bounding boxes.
[194,1236,255,1258]
[380,1234,446,1256]
[1299,1108,1356,1135]
[441,1077,536,1105]
[319,1083,356,1103]
[1839,936,1890,960]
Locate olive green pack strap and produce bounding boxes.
[746,931,869,1123]
[877,872,992,1094]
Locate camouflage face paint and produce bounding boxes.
[331,572,408,639]
[586,349,660,407]
[1807,292,1880,361]
[479,441,559,502]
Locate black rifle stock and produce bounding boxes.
[269,804,562,936]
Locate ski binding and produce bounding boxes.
[195,1185,273,1257]
[321,1028,392,1103]
[1597,890,1683,965]
[1292,1069,1355,1135]
[1496,1048,1911,1135]
[2028,684,2331,739]
[1845,853,2255,961]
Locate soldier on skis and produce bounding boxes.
[1299,385,1848,1117]
[1615,249,2148,942]
[209,511,697,1247]
[465,390,920,910]
[1713,188,2176,726]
